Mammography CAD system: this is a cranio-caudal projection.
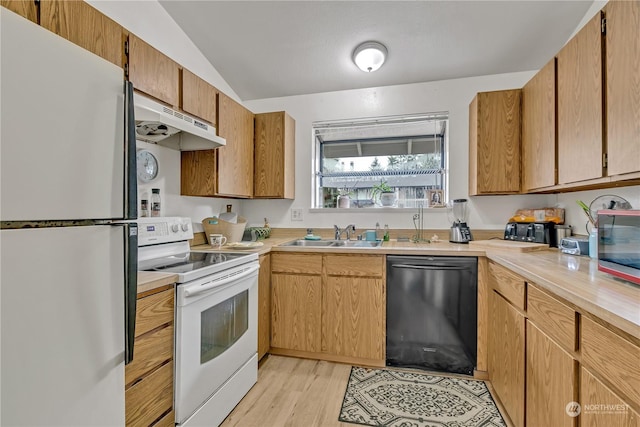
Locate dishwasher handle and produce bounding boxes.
[390,264,471,271]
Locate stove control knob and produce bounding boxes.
[171,224,179,233]
[181,223,189,232]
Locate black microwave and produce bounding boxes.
[597,210,640,285]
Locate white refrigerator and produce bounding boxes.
[0,9,137,425]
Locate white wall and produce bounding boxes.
[245,72,555,230]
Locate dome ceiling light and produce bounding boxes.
[352,41,388,72]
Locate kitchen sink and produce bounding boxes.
[280,239,382,248]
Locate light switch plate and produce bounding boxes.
[291,208,303,221]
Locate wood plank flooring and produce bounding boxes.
[221,355,513,427]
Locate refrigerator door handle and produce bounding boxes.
[124,81,137,220]
[122,222,138,364]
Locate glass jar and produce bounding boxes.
[337,194,350,209]
[151,188,161,217]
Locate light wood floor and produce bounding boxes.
[221,355,512,427]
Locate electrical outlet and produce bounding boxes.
[291,208,303,221]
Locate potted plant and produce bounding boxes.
[372,181,396,206]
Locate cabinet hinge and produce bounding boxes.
[124,40,129,56]
[603,152,608,168]
[601,17,607,34]
[124,63,129,79]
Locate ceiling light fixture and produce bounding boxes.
[352,41,387,72]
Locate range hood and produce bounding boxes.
[134,92,226,150]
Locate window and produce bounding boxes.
[313,113,448,209]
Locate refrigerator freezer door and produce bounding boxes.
[1,226,126,425]
[0,9,126,221]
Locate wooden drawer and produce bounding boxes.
[125,323,173,387]
[325,254,384,277]
[125,361,173,427]
[135,288,174,337]
[271,253,322,274]
[527,284,576,351]
[154,410,175,427]
[488,261,526,310]
[582,317,640,406]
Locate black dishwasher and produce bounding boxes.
[386,255,477,375]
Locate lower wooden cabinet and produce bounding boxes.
[257,253,271,360]
[125,286,174,427]
[581,367,640,427]
[488,291,525,427]
[526,320,577,427]
[270,253,385,365]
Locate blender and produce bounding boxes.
[448,198,473,243]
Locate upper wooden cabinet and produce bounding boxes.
[40,1,124,68]
[557,12,604,185]
[254,112,295,199]
[469,89,522,195]
[605,0,640,178]
[522,59,556,192]
[127,33,180,107]
[182,68,217,126]
[1,0,37,23]
[217,92,254,198]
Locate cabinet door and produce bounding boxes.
[254,112,295,199]
[522,58,556,191]
[257,254,271,360]
[469,89,521,195]
[323,276,385,361]
[557,12,603,184]
[128,34,180,107]
[182,68,217,126]
[581,367,639,427]
[526,321,577,427]
[217,92,254,197]
[488,292,525,427]
[40,0,123,68]
[605,0,640,177]
[180,149,217,196]
[1,0,37,23]
[271,273,321,352]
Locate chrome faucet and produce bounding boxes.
[334,224,356,240]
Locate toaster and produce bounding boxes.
[560,237,590,256]
[504,221,557,247]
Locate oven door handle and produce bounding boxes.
[184,264,260,298]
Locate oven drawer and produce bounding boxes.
[135,288,174,337]
[125,361,173,427]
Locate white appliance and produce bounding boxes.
[0,9,137,426]
[134,92,226,150]
[138,217,259,427]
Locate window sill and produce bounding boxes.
[309,207,448,214]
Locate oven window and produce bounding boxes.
[200,290,248,364]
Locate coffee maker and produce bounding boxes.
[448,198,473,243]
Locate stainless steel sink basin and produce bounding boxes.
[280,239,381,248]
[280,239,336,247]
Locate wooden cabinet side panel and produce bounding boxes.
[522,58,557,191]
[128,34,180,107]
[475,90,521,193]
[258,254,271,360]
[1,0,37,23]
[283,112,296,199]
[254,112,284,198]
[125,361,173,427]
[468,95,479,195]
[581,367,640,427]
[271,274,321,352]
[581,316,640,406]
[135,289,174,338]
[180,150,217,196]
[182,68,217,126]
[40,0,123,67]
[605,0,640,177]
[488,292,525,427]
[217,93,254,197]
[557,13,604,184]
[322,277,385,361]
[526,321,576,427]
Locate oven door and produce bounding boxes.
[174,262,259,424]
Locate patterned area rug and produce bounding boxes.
[338,367,506,427]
